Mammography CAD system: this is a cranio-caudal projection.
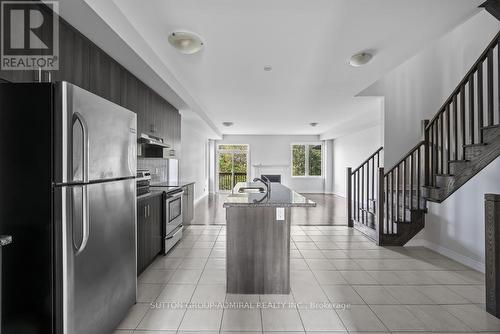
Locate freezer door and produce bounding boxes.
[54,82,137,184]
[55,179,136,334]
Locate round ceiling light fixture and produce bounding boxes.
[310,122,318,127]
[168,31,204,55]
[264,65,272,71]
[222,122,234,127]
[349,52,373,67]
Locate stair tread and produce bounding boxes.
[463,143,487,148]
[423,185,440,189]
[481,124,500,130]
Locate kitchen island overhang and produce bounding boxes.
[224,182,316,294]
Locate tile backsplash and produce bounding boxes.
[137,158,168,183]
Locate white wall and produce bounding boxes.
[361,10,500,271]
[332,125,383,197]
[216,135,326,193]
[362,10,500,169]
[180,112,219,202]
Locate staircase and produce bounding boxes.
[347,30,500,246]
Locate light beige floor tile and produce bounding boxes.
[139,269,175,284]
[156,284,196,303]
[290,249,303,258]
[339,271,377,285]
[290,258,309,270]
[292,235,312,242]
[299,249,326,259]
[292,284,329,303]
[370,305,426,331]
[443,304,500,331]
[295,241,319,250]
[415,285,470,304]
[406,304,472,332]
[199,269,226,284]
[313,270,347,284]
[178,257,208,270]
[321,250,349,259]
[298,308,346,331]
[261,308,304,331]
[385,285,435,304]
[115,303,149,329]
[314,241,341,250]
[306,258,336,270]
[353,286,399,304]
[221,309,262,331]
[395,270,438,284]
[330,259,363,270]
[150,257,183,270]
[178,308,223,331]
[365,271,403,285]
[205,257,226,269]
[192,241,215,248]
[136,307,186,331]
[169,269,202,284]
[225,293,260,303]
[137,284,164,303]
[322,285,365,304]
[259,293,295,303]
[191,284,226,303]
[447,284,485,303]
[425,270,470,284]
[210,248,227,258]
[186,248,212,258]
[134,331,176,334]
[336,305,387,331]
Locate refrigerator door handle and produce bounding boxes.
[72,112,89,183]
[75,185,90,256]
[72,112,90,256]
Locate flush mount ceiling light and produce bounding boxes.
[168,31,204,54]
[222,122,234,127]
[349,52,373,67]
[310,122,318,127]
[264,65,272,71]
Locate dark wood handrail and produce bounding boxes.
[351,147,384,174]
[384,140,425,175]
[425,30,500,130]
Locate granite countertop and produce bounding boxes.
[223,182,316,208]
[137,190,164,200]
[0,235,12,246]
[150,181,195,187]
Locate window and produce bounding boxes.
[291,143,323,177]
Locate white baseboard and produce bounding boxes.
[407,238,485,273]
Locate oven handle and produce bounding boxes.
[166,190,184,201]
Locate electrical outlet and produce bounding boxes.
[276,207,285,221]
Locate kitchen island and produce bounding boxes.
[223,182,316,294]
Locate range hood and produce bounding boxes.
[137,133,170,148]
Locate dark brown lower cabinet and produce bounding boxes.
[137,193,163,275]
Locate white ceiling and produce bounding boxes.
[90,0,482,136]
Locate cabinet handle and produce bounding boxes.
[147,205,150,218]
[144,206,147,218]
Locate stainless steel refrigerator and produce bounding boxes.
[0,82,137,334]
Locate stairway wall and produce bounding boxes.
[359,10,500,269]
[332,124,383,197]
[409,156,500,272]
[360,10,500,169]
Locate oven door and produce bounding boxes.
[165,190,183,235]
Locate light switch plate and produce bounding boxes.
[276,207,285,221]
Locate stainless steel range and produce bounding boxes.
[150,182,184,254]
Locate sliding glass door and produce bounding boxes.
[217,145,249,192]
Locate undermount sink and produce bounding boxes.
[238,187,266,193]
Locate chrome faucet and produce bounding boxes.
[253,176,271,193]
